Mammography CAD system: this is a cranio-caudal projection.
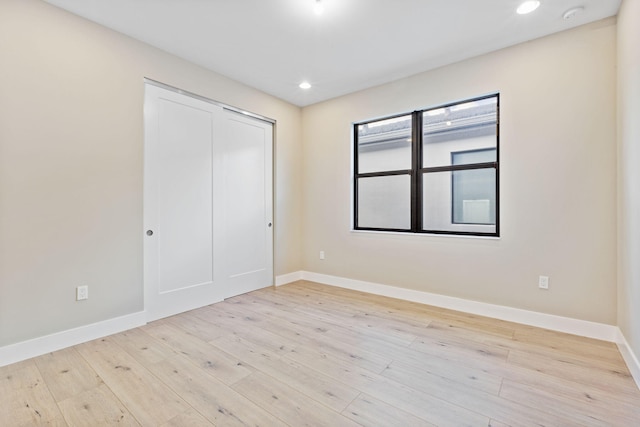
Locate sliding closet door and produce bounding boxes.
[144,83,274,321]
[144,84,224,321]
[216,110,273,298]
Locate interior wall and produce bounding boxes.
[301,18,618,324]
[617,0,640,356]
[0,0,303,347]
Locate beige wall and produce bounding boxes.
[0,0,303,346]
[301,18,618,324]
[618,0,640,357]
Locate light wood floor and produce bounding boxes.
[2,281,639,426]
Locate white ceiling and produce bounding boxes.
[44,0,620,107]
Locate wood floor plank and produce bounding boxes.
[342,393,437,427]
[148,354,286,427]
[197,305,300,356]
[111,327,178,365]
[56,384,140,426]
[33,347,102,403]
[496,364,640,419]
[268,288,428,343]
[75,337,189,426]
[388,358,503,395]
[499,379,639,426]
[162,310,226,342]
[258,357,361,412]
[514,323,620,358]
[159,409,214,427]
[284,330,393,374]
[0,363,65,426]
[507,348,639,396]
[215,298,394,373]
[426,320,515,347]
[211,334,362,412]
[0,359,36,376]
[409,334,640,416]
[293,302,419,346]
[446,319,632,370]
[381,361,588,427]
[143,321,253,385]
[422,320,628,374]
[231,371,362,427]
[410,332,510,365]
[516,323,616,349]
[283,343,490,427]
[287,282,515,337]
[209,333,282,368]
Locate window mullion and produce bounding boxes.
[411,111,422,232]
[353,127,360,229]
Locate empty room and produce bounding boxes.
[1,0,639,425]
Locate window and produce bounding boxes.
[354,94,499,236]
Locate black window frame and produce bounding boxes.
[353,94,500,237]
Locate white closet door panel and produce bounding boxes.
[218,111,273,297]
[144,84,224,321]
[157,100,213,293]
[226,119,267,276]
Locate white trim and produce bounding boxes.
[616,328,640,390]
[0,311,146,368]
[275,271,303,286]
[290,271,619,342]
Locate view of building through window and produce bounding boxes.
[354,95,499,236]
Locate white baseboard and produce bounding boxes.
[275,271,303,286]
[616,329,640,390]
[277,271,619,342]
[0,311,146,368]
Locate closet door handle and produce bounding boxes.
[268,223,272,227]
[146,230,154,236]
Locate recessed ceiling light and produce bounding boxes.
[313,0,324,15]
[299,81,312,89]
[517,1,541,15]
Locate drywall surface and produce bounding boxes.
[617,0,640,358]
[301,18,618,324]
[0,0,302,346]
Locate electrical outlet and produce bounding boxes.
[76,285,89,301]
[319,251,325,260]
[538,276,549,290]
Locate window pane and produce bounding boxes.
[357,175,410,229]
[423,96,497,168]
[452,168,496,224]
[452,148,495,166]
[358,114,412,173]
[423,169,496,233]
